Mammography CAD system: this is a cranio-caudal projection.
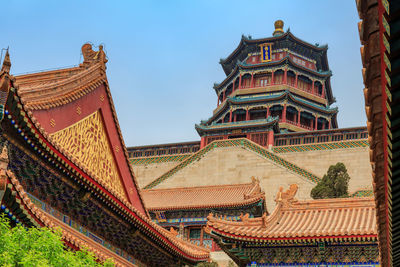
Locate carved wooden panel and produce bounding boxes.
[50,111,126,200]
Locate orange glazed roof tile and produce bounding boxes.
[141,177,265,211]
[206,184,377,242]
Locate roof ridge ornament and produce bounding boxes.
[80,43,108,68]
[1,50,11,73]
[275,184,298,207]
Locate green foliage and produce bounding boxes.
[311,162,350,199]
[0,214,114,266]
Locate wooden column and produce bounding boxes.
[328,119,332,129]
[282,104,287,122]
[314,116,318,130]
[266,106,270,118]
[297,110,301,125]
[312,80,315,94]
[222,91,226,102]
[217,97,220,107]
[250,73,254,88]
[232,80,235,92]
[284,68,287,84]
[271,71,274,85]
[234,113,237,122]
[229,109,233,122]
[246,108,250,121]
[267,130,274,149]
[321,83,325,98]
[239,74,242,89]
[295,73,298,88]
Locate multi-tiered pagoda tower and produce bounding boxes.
[196,20,338,148]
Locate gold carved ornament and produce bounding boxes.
[50,111,127,200]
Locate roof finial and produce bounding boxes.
[1,49,11,73]
[273,20,285,37]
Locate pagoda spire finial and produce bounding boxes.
[273,20,284,37]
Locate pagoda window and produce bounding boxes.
[298,75,312,93]
[314,81,323,96]
[287,70,296,87]
[234,109,246,122]
[274,70,284,85]
[270,105,283,120]
[241,74,252,88]
[299,111,314,129]
[285,106,298,123]
[189,228,201,239]
[249,109,267,120]
[254,73,271,87]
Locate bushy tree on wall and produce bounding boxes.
[0,214,114,267]
[311,162,350,199]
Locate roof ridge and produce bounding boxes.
[142,182,254,192]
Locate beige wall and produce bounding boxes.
[132,161,181,188]
[152,147,316,212]
[277,147,373,192]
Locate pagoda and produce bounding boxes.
[196,20,339,148]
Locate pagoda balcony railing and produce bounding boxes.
[249,82,323,97]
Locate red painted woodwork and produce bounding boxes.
[30,84,146,215]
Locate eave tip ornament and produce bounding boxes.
[273,20,284,37]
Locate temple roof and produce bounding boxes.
[12,44,147,214]
[0,48,210,264]
[141,177,266,211]
[206,184,376,243]
[220,29,329,76]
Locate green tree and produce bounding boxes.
[0,214,114,266]
[311,162,350,199]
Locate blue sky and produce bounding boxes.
[2,1,365,146]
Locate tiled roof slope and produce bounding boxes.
[206,184,377,242]
[141,177,265,211]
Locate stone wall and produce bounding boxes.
[277,147,372,192]
[132,161,181,188]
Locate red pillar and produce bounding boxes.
[223,91,226,101]
[229,110,233,122]
[328,119,332,129]
[239,74,242,89]
[284,69,287,84]
[282,104,287,122]
[200,137,206,148]
[311,80,315,94]
[232,80,235,92]
[297,110,301,125]
[321,84,325,98]
[246,109,250,120]
[267,130,274,149]
[250,73,254,88]
[234,113,237,122]
[266,106,270,118]
[314,116,318,130]
[295,73,298,88]
[271,71,274,85]
[217,97,219,107]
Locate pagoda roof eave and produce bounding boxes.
[220,31,328,75]
[195,117,279,136]
[215,56,333,95]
